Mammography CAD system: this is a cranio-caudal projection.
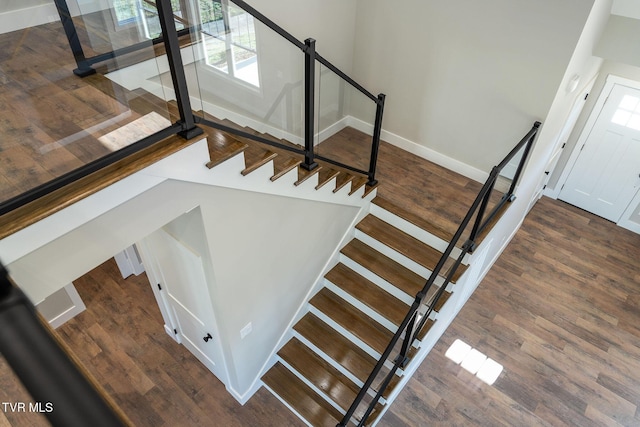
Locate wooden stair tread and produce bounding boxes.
[326,263,409,326]
[356,215,467,283]
[349,176,368,195]
[363,182,379,198]
[416,318,436,341]
[262,362,342,427]
[296,165,323,186]
[271,156,302,181]
[279,338,360,411]
[294,313,401,401]
[373,195,454,245]
[341,239,424,297]
[204,129,248,169]
[315,168,340,190]
[294,313,376,383]
[241,144,277,175]
[432,289,452,312]
[310,288,393,355]
[334,173,356,193]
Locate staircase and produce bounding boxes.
[199,118,468,426]
[260,200,468,425]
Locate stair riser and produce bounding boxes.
[370,204,467,261]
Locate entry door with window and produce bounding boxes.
[559,83,640,222]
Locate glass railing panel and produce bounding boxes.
[69,0,185,55]
[315,62,377,174]
[0,0,174,208]
[184,0,305,147]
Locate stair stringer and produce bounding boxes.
[142,137,372,208]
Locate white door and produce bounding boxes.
[559,84,640,222]
[145,229,226,381]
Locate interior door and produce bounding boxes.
[559,84,640,222]
[145,229,225,381]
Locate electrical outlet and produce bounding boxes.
[240,322,252,339]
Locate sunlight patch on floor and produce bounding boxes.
[445,338,503,385]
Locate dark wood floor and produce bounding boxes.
[0,20,172,205]
[381,196,640,427]
[1,139,639,426]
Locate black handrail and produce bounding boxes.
[469,121,541,243]
[0,263,128,426]
[338,121,541,427]
[315,53,379,104]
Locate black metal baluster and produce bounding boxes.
[156,0,203,140]
[302,38,319,171]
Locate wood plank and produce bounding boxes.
[294,313,377,384]
[0,134,196,239]
[241,144,277,176]
[341,238,425,298]
[310,288,393,355]
[278,337,360,411]
[373,195,454,245]
[315,167,340,190]
[356,215,467,282]
[326,263,409,326]
[204,130,248,169]
[262,362,343,427]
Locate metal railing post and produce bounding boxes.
[507,121,541,196]
[53,0,95,77]
[367,93,386,185]
[469,167,499,242]
[155,0,203,140]
[302,38,319,170]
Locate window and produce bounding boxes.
[199,0,259,87]
[611,94,640,131]
[112,0,185,40]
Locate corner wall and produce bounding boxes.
[351,0,597,173]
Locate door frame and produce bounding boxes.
[549,74,640,201]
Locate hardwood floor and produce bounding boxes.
[0,21,173,206]
[0,139,638,425]
[380,196,640,427]
[0,259,303,427]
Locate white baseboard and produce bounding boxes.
[0,4,59,35]
[345,117,488,183]
[41,283,87,329]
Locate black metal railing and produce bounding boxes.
[1,0,384,216]
[198,0,386,182]
[338,121,541,427]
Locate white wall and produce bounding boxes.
[350,0,598,174]
[0,138,365,402]
[595,15,640,67]
[245,0,358,72]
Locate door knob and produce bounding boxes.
[203,333,213,342]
